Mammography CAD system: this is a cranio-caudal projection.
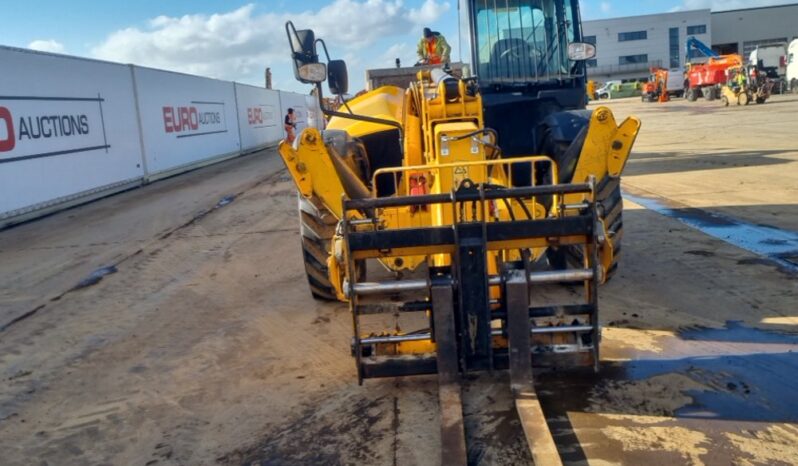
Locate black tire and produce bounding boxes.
[299,195,338,301]
[791,79,798,94]
[686,88,698,102]
[704,87,716,101]
[541,128,623,282]
[756,96,766,104]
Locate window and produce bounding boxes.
[473,0,578,83]
[619,54,648,65]
[618,31,647,42]
[669,27,680,69]
[687,25,706,35]
[583,35,597,45]
[586,59,597,67]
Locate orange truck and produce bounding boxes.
[684,36,743,101]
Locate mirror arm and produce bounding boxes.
[314,39,353,115]
[316,38,332,62]
[285,21,301,54]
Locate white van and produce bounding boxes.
[667,68,685,96]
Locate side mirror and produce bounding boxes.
[287,24,323,83]
[328,60,349,95]
[568,42,597,61]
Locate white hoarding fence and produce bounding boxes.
[132,67,240,180]
[279,91,311,138]
[1,45,328,227]
[235,83,282,152]
[0,47,145,226]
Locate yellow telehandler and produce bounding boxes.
[280,2,640,463]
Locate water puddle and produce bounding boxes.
[538,322,798,425]
[73,265,118,289]
[624,191,798,272]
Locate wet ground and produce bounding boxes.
[538,322,798,465]
[1,95,798,465]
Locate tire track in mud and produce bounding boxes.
[0,169,289,333]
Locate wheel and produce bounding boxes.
[791,79,798,94]
[686,88,698,102]
[704,87,716,101]
[721,95,729,107]
[755,96,766,104]
[739,92,749,106]
[298,195,338,301]
[541,127,623,283]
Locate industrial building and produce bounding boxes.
[584,3,798,83]
[583,9,711,83]
[711,4,798,56]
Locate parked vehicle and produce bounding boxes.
[684,36,742,102]
[749,44,787,79]
[597,81,642,99]
[642,67,684,101]
[595,80,620,99]
[788,39,798,93]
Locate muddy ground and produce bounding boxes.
[1,95,798,466]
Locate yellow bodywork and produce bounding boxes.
[278,72,641,302]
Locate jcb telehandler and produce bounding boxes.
[280,1,640,463]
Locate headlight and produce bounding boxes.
[298,63,327,83]
[568,43,597,61]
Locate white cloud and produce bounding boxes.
[28,39,65,54]
[408,0,451,24]
[379,42,415,68]
[600,2,611,13]
[675,0,796,11]
[90,1,450,89]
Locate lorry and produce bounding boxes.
[749,44,787,79]
[281,0,641,463]
[684,36,743,101]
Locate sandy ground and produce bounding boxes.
[1,95,798,465]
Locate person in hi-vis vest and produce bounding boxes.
[417,28,451,65]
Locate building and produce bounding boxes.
[584,3,798,84]
[711,4,798,56]
[583,9,711,83]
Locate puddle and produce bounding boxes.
[73,265,118,289]
[537,322,798,427]
[624,192,798,272]
[216,194,236,208]
[679,320,798,345]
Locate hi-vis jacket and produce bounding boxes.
[417,33,451,64]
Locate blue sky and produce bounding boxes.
[1,0,794,92]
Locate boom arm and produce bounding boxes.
[685,36,719,62]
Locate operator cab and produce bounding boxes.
[467,0,595,157]
[471,0,585,85]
